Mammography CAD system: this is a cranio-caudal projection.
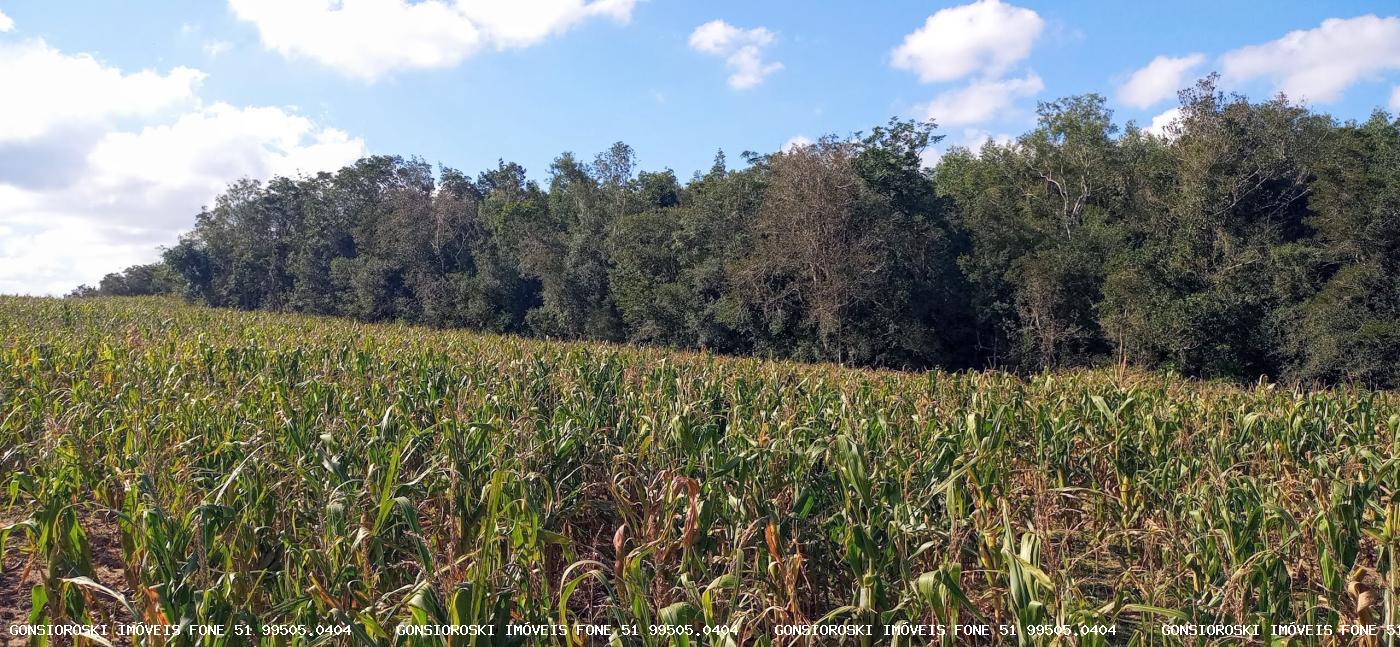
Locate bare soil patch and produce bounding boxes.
[1,510,133,647]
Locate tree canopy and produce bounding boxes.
[74,82,1400,387]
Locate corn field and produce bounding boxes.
[2,296,1399,646]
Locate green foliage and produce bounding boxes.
[3,296,1398,643]
[68,262,183,298]
[73,93,1400,386]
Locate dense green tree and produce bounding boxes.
[68,263,182,297]
[851,119,972,367]
[1282,111,1400,385]
[467,160,547,332]
[939,96,1125,369]
[1105,79,1329,379]
[607,206,692,346]
[523,148,628,339]
[87,99,1399,386]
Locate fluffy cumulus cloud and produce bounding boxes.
[0,39,365,295]
[918,147,942,169]
[229,0,637,81]
[82,105,363,209]
[781,135,811,152]
[1221,14,1400,103]
[0,9,14,32]
[892,0,1045,127]
[689,20,782,90]
[0,39,205,142]
[890,0,1043,83]
[1145,107,1183,137]
[919,74,1043,127]
[958,128,1014,150]
[459,0,634,48]
[1119,54,1204,109]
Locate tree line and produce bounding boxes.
[73,79,1400,386]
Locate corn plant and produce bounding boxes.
[0,295,1396,646]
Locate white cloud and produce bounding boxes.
[204,40,233,57]
[689,20,782,89]
[0,39,365,296]
[781,135,811,152]
[959,128,1013,150]
[0,39,205,142]
[1119,54,1204,109]
[1221,15,1400,103]
[0,9,14,32]
[890,0,1044,83]
[458,0,635,48]
[919,74,1044,126]
[1390,85,1400,111]
[1145,107,1182,137]
[228,0,637,81]
[0,210,159,298]
[919,147,942,169]
[84,104,363,203]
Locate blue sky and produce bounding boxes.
[1,0,1399,294]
